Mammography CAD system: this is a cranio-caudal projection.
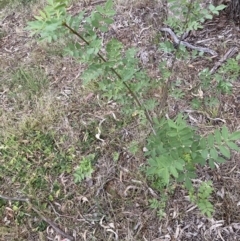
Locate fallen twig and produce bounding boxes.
[184,109,226,123]
[160,27,218,56]
[210,47,238,74]
[91,0,106,5]
[0,194,29,202]
[0,194,74,241]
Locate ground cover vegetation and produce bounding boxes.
[0,0,240,240]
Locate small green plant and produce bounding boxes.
[214,56,240,94]
[189,181,214,217]
[166,0,226,34]
[26,0,240,217]
[149,197,167,219]
[148,180,176,219]
[191,54,240,111]
[74,154,95,183]
[112,151,120,162]
[146,116,240,189]
[199,55,240,95]
[128,140,140,155]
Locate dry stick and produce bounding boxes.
[210,47,238,74]
[62,22,156,134]
[0,194,29,202]
[160,28,218,56]
[183,109,226,123]
[0,194,74,241]
[91,0,106,5]
[30,205,74,241]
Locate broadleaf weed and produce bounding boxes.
[74,154,95,183]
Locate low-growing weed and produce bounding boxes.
[189,181,214,217]
[74,154,95,183]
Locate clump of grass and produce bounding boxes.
[0,64,72,200]
[0,120,75,198]
[6,66,49,103]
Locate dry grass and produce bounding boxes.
[0,0,240,241]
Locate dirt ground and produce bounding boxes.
[0,0,240,240]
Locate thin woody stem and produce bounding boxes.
[159,0,195,118]
[62,22,155,133]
